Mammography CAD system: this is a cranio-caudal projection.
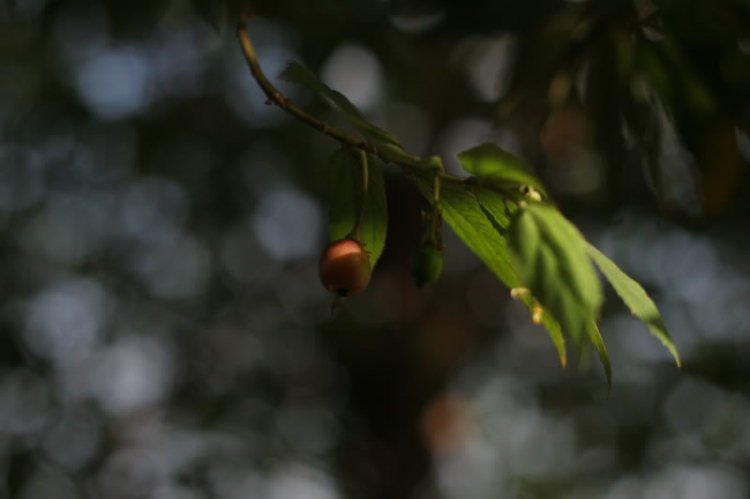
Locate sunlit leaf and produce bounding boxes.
[518,293,568,368]
[412,174,565,363]
[328,148,388,268]
[584,242,681,367]
[474,187,513,229]
[509,204,602,344]
[544,309,568,368]
[458,143,548,197]
[586,321,612,391]
[413,175,518,287]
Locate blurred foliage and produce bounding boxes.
[0,1,750,499]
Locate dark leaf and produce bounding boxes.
[328,148,388,268]
[281,62,405,152]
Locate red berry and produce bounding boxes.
[319,239,371,296]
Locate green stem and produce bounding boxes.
[237,14,372,153]
[439,172,468,184]
[238,13,486,235]
[348,149,369,241]
[238,15,457,180]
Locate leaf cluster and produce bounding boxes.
[274,58,680,389]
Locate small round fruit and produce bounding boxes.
[319,239,371,296]
[411,240,443,287]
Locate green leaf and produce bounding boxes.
[543,309,568,368]
[280,62,405,151]
[280,62,440,171]
[280,62,361,119]
[328,148,388,268]
[586,321,612,392]
[585,243,681,367]
[412,175,518,288]
[474,187,513,229]
[472,188,570,365]
[518,293,568,368]
[509,204,602,344]
[411,174,566,364]
[457,143,548,197]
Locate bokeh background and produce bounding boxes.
[1,0,750,498]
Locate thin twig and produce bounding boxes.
[237,14,372,152]
[237,12,469,203]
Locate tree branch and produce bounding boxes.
[236,14,473,192]
[236,13,373,153]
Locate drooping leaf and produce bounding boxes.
[472,187,572,363]
[328,148,388,268]
[280,62,405,152]
[412,174,566,365]
[509,204,603,344]
[543,309,568,368]
[584,242,681,367]
[586,321,612,392]
[412,175,518,287]
[458,143,549,197]
[517,293,568,368]
[473,187,571,365]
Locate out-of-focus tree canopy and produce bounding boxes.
[1,1,750,498]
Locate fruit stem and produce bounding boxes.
[347,149,370,242]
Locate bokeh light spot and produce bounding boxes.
[252,188,322,261]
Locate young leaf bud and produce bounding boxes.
[411,240,444,287]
